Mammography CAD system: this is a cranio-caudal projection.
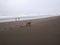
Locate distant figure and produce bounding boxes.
[26,22,32,27]
[15,17,20,21]
[18,17,20,21]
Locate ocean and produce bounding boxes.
[0,15,59,23]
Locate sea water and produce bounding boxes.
[0,15,59,23]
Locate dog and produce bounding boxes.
[26,22,32,27]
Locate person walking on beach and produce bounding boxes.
[17,17,20,21]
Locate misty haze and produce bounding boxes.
[0,0,60,45]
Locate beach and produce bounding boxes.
[0,16,60,45]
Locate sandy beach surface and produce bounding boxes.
[0,16,60,45]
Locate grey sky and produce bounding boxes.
[0,0,60,16]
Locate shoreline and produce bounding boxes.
[0,15,59,23]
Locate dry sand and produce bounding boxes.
[0,16,60,45]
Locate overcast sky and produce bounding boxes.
[0,0,60,16]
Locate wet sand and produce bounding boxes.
[0,16,60,45]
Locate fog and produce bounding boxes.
[0,0,60,17]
